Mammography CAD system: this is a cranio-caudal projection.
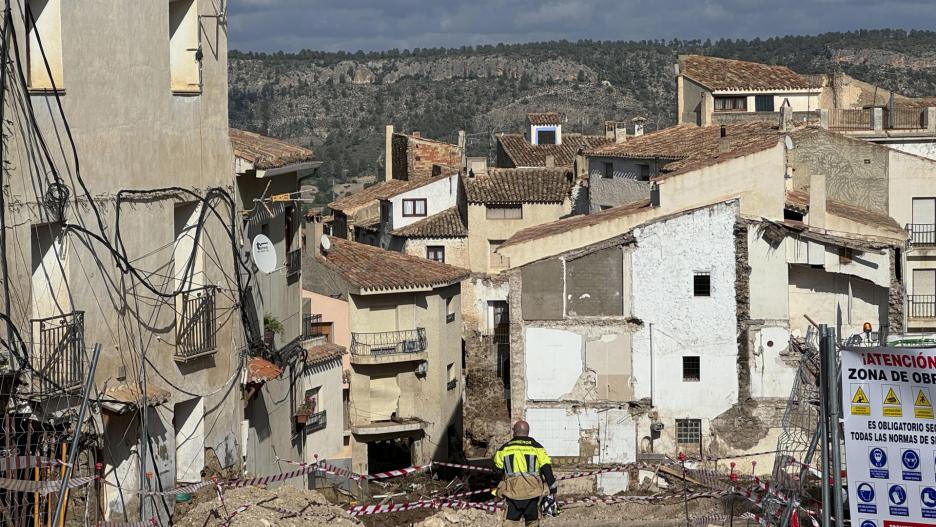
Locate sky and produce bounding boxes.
[227,0,936,53]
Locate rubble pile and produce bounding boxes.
[174,485,361,527]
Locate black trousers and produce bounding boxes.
[506,497,539,522]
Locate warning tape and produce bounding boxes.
[432,461,497,473]
[94,518,158,527]
[0,475,95,494]
[0,456,54,472]
[100,479,213,496]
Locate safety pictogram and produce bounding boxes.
[851,383,871,416]
[883,385,903,417]
[915,386,934,419]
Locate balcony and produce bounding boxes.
[908,224,936,247]
[302,313,325,341]
[909,295,936,319]
[351,418,426,436]
[349,328,427,365]
[303,410,327,433]
[887,108,926,130]
[175,287,217,362]
[32,312,85,394]
[286,248,301,278]
[828,109,872,131]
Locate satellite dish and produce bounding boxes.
[251,234,276,274]
[320,235,331,253]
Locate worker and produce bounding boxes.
[492,420,558,526]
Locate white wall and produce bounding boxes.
[631,202,739,420]
[525,328,585,400]
[390,174,459,230]
[887,141,936,162]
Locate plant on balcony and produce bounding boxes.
[295,401,315,424]
[263,314,284,347]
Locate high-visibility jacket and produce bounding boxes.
[492,436,557,499]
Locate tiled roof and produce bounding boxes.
[679,55,813,91]
[785,191,903,232]
[329,178,437,213]
[230,128,314,170]
[501,200,652,249]
[894,97,936,109]
[305,342,346,365]
[391,207,467,238]
[318,236,468,292]
[465,168,573,204]
[498,133,611,168]
[528,112,561,125]
[584,122,781,178]
[104,383,171,408]
[246,357,283,384]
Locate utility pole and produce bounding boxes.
[823,326,844,525]
[818,324,831,527]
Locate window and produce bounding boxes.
[602,162,614,179]
[427,245,445,263]
[912,198,936,245]
[693,272,711,297]
[676,419,702,457]
[714,96,747,112]
[26,0,63,90]
[446,363,457,390]
[537,129,556,145]
[445,296,456,323]
[754,95,775,112]
[402,198,427,217]
[638,164,651,180]
[169,0,201,93]
[489,240,509,270]
[486,205,523,220]
[682,356,700,381]
[380,200,393,227]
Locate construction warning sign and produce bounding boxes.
[842,346,936,527]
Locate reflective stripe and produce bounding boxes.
[504,454,516,475]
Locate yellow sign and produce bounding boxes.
[851,405,871,416]
[271,193,292,202]
[915,388,934,419]
[852,386,870,404]
[916,390,931,407]
[884,406,904,417]
[884,387,901,406]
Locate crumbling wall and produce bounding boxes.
[889,248,905,335]
[735,221,752,401]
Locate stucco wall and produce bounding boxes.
[788,264,889,339]
[889,142,936,162]
[586,156,654,211]
[679,77,707,125]
[402,237,469,268]
[390,174,459,230]
[467,201,570,273]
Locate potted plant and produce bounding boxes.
[295,390,318,425]
[263,314,284,347]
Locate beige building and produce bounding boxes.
[0,1,239,523]
[495,113,610,169]
[304,236,468,474]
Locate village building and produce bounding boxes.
[495,112,611,169]
[495,123,908,490]
[303,236,468,475]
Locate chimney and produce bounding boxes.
[458,130,467,170]
[384,125,394,181]
[545,155,555,168]
[700,92,714,126]
[717,125,730,154]
[780,100,793,132]
[311,215,326,257]
[412,131,421,138]
[574,152,587,183]
[809,174,827,230]
[632,117,646,137]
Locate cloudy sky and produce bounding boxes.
[227,0,935,53]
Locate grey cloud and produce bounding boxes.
[226,0,936,52]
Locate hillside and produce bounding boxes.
[228,30,936,203]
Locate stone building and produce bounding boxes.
[495,113,610,169]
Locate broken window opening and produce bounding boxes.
[367,438,414,474]
[676,418,702,458]
[682,356,700,382]
[693,272,711,297]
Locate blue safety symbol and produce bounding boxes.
[858,482,875,502]
[870,448,887,467]
[922,487,936,508]
[860,521,876,527]
[890,484,908,504]
[903,449,921,470]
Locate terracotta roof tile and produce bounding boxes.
[305,342,346,365]
[497,133,610,168]
[465,168,573,204]
[231,128,314,170]
[894,97,936,110]
[527,112,561,125]
[391,207,467,238]
[246,357,283,384]
[584,122,781,178]
[318,237,468,292]
[104,383,171,407]
[679,55,813,91]
[329,178,437,213]
[785,190,903,232]
[502,199,652,249]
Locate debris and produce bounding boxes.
[173,485,361,527]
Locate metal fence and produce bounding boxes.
[909,295,936,319]
[176,286,217,360]
[828,108,871,130]
[350,328,426,356]
[32,312,85,393]
[887,107,926,130]
[908,223,936,245]
[287,248,301,278]
[305,410,327,433]
[302,313,324,340]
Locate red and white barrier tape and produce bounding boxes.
[0,456,54,472]
[94,517,158,527]
[223,464,318,489]
[0,475,95,494]
[432,461,497,473]
[100,479,212,496]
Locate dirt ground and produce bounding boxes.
[173,485,361,527]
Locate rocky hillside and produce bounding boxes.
[229,30,936,203]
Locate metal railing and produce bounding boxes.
[909,295,936,319]
[447,379,457,391]
[287,248,301,278]
[176,286,217,360]
[32,312,85,393]
[887,108,926,130]
[305,410,327,432]
[302,313,324,340]
[908,224,936,246]
[828,109,871,131]
[350,328,426,357]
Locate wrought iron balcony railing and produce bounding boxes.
[305,410,327,432]
[909,295,936,319]
[32,312,85,394]
[302,313,324,341]
[350,328,427,357]
[286,248,301,278]
[908,224,936,246]
[176,286,217,360]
